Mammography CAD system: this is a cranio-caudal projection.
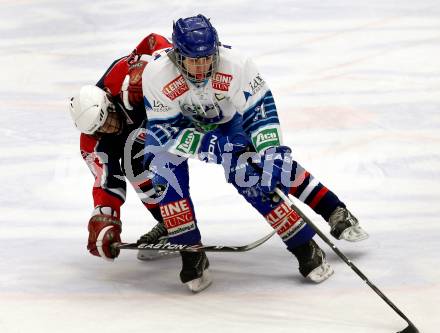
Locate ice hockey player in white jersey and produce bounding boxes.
[141,14,369,292]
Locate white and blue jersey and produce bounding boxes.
[142,45,283,158]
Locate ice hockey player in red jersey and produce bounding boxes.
[69,33,173,261]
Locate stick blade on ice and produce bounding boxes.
[398,324,419,333]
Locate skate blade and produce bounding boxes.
[185,269,212,293]
[137,250,178,261]
[340,225,369,242]
[306,261,334,283]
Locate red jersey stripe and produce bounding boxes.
[309,187,329,209]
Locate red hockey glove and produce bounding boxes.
[127,60,148,107]
[87,215,122,260]
[120,60,148,109]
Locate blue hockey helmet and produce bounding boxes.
[172,14,219,84]
[172,14,219,58]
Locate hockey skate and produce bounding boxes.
[136,222,177,260]
[180,251,212,293]
[328,206,369,242]
[290,239,334,283]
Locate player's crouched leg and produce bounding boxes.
[267,205,334,283]
[286,162,369,242]
[151,159,212,292]
[234,183,333,283]
[87,210,122,260]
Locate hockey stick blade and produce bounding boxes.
[398,324,419,333]
[114,229,276,253]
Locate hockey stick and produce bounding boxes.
[114,229,276,253]
[274,188,419,333]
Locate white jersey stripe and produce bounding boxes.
[299,177,319,202]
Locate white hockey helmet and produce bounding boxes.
[69,85,113,134]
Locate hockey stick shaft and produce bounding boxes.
[114,229,276,253]
[274,188,418,332]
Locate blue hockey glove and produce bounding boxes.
[259,145,293,194]
[199,129,250,164]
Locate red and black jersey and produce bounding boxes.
[80,33,171,218]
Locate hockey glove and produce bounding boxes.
[199,129,250,164]
[259,145,293,194]
[120,60,148,110]
[87,215,122,260]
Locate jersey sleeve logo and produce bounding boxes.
[152,100,170,112]
[212,72,233,91]
[249,73,266,94]
[252,126,281,152]
[148,35,157,50]
[162,75,189,100]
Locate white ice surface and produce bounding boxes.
[1,1,439,332]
